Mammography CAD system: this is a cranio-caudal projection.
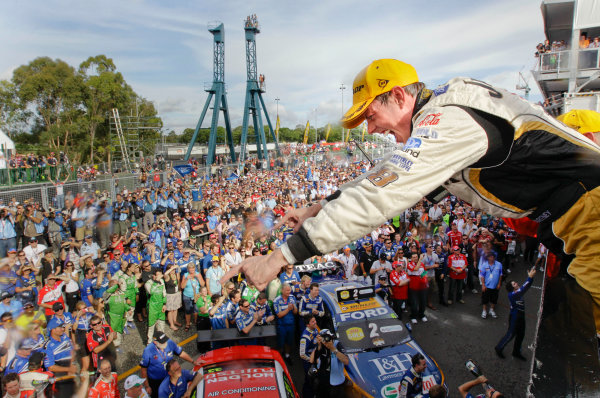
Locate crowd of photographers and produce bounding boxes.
[0,151,530,397]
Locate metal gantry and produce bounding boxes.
[238,15,279,168]
[185,22,235,164]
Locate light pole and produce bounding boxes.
[339,84,346,142]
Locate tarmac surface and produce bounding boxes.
[114,256,541,397]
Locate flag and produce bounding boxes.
[324,124,331,142]
[173,164,195,177]
[275,116,280,141]
[303,121,310,144]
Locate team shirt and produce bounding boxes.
[44,334,74,377]
[209,303,228,330]
[448,253,468,279]
[158,369,196,398]
[273,295,297,326]
[298,294,324,318]
[140,340,183,380]
[299,327,318,362]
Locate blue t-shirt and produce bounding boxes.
[209,304,228,330]
[158,369,195,398]
[47,312,75,334]
[479,261,503,289]
[139,340,183,380]
[235,309,255,333]
[81,278,95,307]
[5,354,30,374]
[279,271,300,286]
[92,275,110,299]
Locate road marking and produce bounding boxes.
[117,333,199,381]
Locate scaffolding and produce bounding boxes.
[109,108,162,172]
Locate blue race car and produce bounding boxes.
[317,280,446,398]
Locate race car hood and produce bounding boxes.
[345,342,443,397]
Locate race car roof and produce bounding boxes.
[319,281,388,316]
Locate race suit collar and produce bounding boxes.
[411,88,433,121]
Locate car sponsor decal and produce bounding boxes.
[389,155,413,172]
[416,113,442,127]
[337,306,390,322]
[433,84,449,96]
[369,353,413,382]
[413,128,439,139]
[339,298,380,313]
[346,327,365,341]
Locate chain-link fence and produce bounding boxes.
[0,171,169,210]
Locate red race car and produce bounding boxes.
[193,345,299,398]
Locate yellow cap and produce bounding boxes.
[557,109,600,134]
[212,255,219,261]
[341,59,419,129]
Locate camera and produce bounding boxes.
[319,329,334,343]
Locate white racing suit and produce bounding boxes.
[280,77,600,394]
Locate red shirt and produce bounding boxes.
[447,230,462,248]
[448,253,468,279]
[406,260,428,290]
[88,373,120,398]
[37,281,65,316]
[389,269,409,300]
[86,324,114,369]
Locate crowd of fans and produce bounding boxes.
[0,151,541,397]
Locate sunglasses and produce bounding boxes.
[91,322,101,326]
[242,304,250,308]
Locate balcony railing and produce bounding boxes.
[539,48,600,72]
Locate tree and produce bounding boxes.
[11,57,86,152]
[79,55,132,163]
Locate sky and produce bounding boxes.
[1,0,546,134]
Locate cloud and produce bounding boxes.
[0,0,547,133]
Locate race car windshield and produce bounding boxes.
[337,316,410,353]
[201,359,281,398]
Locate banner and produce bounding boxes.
[324,124,331,142]
[173,164,195,177]
[275,116,280,141]
[303,121,310,144]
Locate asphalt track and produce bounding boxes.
[115,256,541,397]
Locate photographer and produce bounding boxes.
[458,375,504,398]
[309,329,349,397]
[0,207,17,258]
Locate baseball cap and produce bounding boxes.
[0,291,12,300]
[341,59,419,129]
[18,339,35,350]
[212,255,219,261]
[52,302,64,312]
[85,234,92,239]
[153,331,169,344]
[557,109,600,134]
[343,245,351,251]
[23,302,34,309]
[29,237,38,242]
[452,245,460,251]
[124,374,146,390]
[130,242,138,248]
[131,221,138,227]
[7,248,16,253]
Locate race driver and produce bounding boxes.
[223,58,600,355]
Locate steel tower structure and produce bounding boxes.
[185,22,235,164]
[239,15,279,167]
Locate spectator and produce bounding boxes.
[23,237,46,270]
[458,375,504,398]
[181,263,204,332]
[299,314,318,398]
[105,280,132,350]
[407,253,428,324]
[479,252,503,319]
[298,282,325,323]
[1,373,21,398]
[140,331,200,398]
[123,374,149,398]
[87,359,118,398]
[0,208,17,258]
[44,321,77,397]
[447,245,468,304]
[86,314,116,371]
[4,339,34,375]
[145,269,166,342]
[273,284,297,362]
[158,358,203,398]
[38,273,67,317]
[205,255,225,296]
[234,298,260,344]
